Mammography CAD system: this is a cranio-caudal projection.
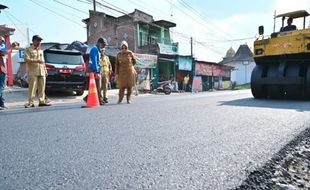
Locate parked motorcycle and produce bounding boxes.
[150,78,172,95]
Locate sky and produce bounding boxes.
[1,0,310,62]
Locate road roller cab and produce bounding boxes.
[251,10,310,99]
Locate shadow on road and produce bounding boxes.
[46,91,83,99]
[218,97,310,112]
[0,103,86,116]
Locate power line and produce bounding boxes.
[53,0,88,15]
[199,36,255,43]
[177,0,235,40]
[77,0,118,16]
[91,0,129,15]
[27,0,84,27]
[3,11,29,39]
[98,0,130,15]
[3,10,38,34]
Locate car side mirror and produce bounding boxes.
[258,26,264,35]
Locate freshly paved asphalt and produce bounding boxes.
[1,90,310,190]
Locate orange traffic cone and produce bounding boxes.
[82,72,100,108]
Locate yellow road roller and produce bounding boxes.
[251,10,310,99]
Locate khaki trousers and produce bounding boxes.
[28,75,46,104]
[119,87,132,102]
[101,73,109,100]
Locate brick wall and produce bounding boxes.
[86,10,156,53]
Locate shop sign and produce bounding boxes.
[158,43,178,55]
[195,63,230,77]
[134,53,158,68]
[178,56,192,71]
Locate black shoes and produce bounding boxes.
[25,102,51,108]
[38,103,51,107]
[117,100,131,104]
[103,98,108,103]
[24,103,35,108]
[0,105,8,110]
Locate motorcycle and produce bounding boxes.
[150,78,172,95]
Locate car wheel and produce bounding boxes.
[75,90,84,96]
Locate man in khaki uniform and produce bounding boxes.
[100,48,112,103]
[24,35,51,108]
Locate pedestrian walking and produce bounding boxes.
[0,36,8,110]
[24,35,51,108]
[115,41,136,104]
[83,37,107,105]
[100,48,112,103]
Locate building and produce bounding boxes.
[82,9,179,89]
[219,44,255,85]
[195,60,232,91]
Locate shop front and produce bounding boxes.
[195,61,231,90]
[176,55,193,91]
[134,53,158,91]
[155,43,178,86]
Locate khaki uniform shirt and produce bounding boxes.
[100,55,112,74]
[115,50,136,88]
[24,45,46,77]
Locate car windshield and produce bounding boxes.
[45,52,83,65]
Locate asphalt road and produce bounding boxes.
[1,90,310,190]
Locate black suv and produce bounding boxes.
[44,49,86,95]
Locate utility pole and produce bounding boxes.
[273,10,276,33]
[211,64,214,90]
[169,0,174,40]
[93,0,96,12]
[190,37,193,57]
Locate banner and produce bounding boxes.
[134,53,157,68]
[192,76,202,92]
[157,43,178,55]
[195,63,230,77]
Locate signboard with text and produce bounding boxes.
[178,56,192,71]
[195,63,230,77]
[158,43,178,55]
[134,53,158,68]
